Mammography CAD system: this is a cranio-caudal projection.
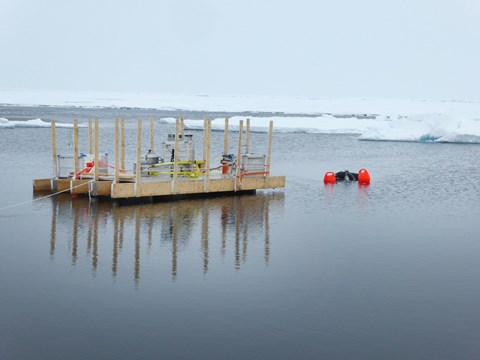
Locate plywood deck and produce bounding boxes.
[33,176,286,199]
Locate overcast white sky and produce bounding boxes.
[1,0,480,100]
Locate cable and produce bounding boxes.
[0,180,94,212]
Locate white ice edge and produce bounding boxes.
[0,118,87,129]
[162,113,480,144]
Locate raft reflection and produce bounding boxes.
[49,192,284,284]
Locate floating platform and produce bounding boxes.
[33,117,286,200]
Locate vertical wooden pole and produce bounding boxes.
[173,119,180,189]
[245,118,250,154]
[203,116,207,161]
[114,118,119,183]
[51,120,57,178]
[205,119,211,191]
[94,118,99,181]
[266,120,273,177]
[73,119,79,179]
[223,117,229,155]
[149,116,154,151]
[88,119,93,154]
[236,120,243,180]
[180,115,185,139]
[121,117,125,171]
[136,119,142,189]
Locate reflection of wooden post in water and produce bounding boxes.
[171,208,178,280]
[50,199,58,259]
[72,200,79,264]
[87,209,93,255]
[234,199,240,270]
[147,212,153,254]
[112,206,119,277]
[134,208,141,286]
[201,201,209,274]
[221,205,227,258]
[264,196,270,266]
[242,200,248,263]
[92,207,99,272]
[119,213,125,250]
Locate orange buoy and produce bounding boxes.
[358,168,370,185]
[324,171,336,184]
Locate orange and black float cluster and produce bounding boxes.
[324,168,370,185]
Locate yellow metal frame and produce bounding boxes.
[148,160,205,178]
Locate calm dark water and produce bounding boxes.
[1,106,480,359]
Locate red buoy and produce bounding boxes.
[324,171,336,184]
[358,168,370,185]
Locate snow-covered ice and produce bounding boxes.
[1,89,480,143]
[0,118,85,129]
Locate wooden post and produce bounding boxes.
[203,116,207,161]
[180,115,185,139]
[114,118,119,183]
[236,120,243,180]
[121,117,125,171]
[136,119,142,188]
[73,119,79,178]
[150,116,154,151]
[266,120,273,177]
[88,119,93,154]
[245,118,250,154]
[223,117,229,154]
[205,119,211,191]
[51,120,57,178]
[173,119,180,190]
[94,118,99,181]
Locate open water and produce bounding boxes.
[1,106,480,359]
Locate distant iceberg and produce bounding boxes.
[162,113,480,144]
[358,113,480,143]
[163,115,376,134]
